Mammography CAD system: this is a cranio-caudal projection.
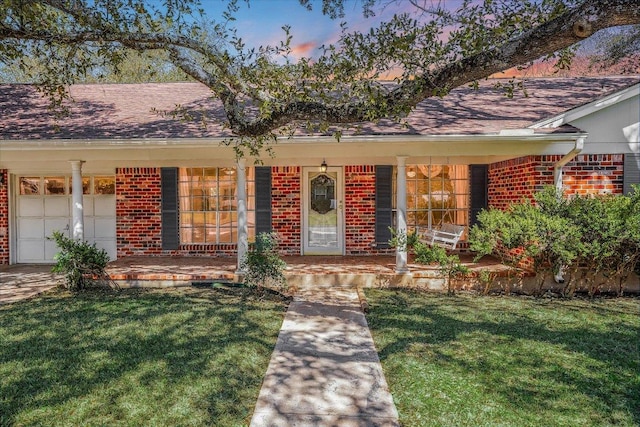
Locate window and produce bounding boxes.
[178,167,255,244]
[19,176,115,196]
[394,164,469,233]
[19,177,40,195]
[44,177,66,195]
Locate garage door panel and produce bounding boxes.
[84,218,95,238]
[44,219,70,237]
[44,197,70,216]
[94,197,116,214]
[45,239,62,261]
[19,241,45,262]
[19,198,44,217]
[94,240,117,261]
[95,218,116,238]
[19,218,44,239]
[84,197,94,216]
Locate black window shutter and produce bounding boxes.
[470,164,488,226]
[255,166,272,235]
[624,153,640,195]
[375,165,393,247]
[161,167,179,250]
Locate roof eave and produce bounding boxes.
[530,82,640,129]
[0,130,586,150]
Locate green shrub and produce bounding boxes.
[241,232,287,291]
[413,242,469,295]
[388,227,418,252]
[469,185,640,297]
[469,188,581,296]
[49,231,111,291]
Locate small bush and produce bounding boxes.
[388,227,418,252]
[413,242,469,295]
[49,231,111,291]
[241,232,287,291]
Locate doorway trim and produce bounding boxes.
[301,166,344,255]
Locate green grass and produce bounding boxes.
[0,287,288,427]
[365,290,640,427]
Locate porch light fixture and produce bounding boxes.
[0,174,4,186]
[320,159,328,173]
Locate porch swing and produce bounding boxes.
[417,165,465,250]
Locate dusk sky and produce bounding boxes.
[200,0,452,58]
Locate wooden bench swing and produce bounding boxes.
[422,223,465,250]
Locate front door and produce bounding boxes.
[302,167,344,255]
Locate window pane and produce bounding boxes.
[180,227,193,244]
[395,164,469,231]
[44,177,66,195]
[191,211,206,243]
[178,166,250,245]
[20,177,40,195]
[218,226,233,243]
[220,168,235,180]
[94,176,115,194]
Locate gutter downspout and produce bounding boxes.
[552,137,585,284]
[554,137,585,193]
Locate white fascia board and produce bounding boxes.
[0,137,229,150]
[0,131,583,151]
[274,132,583,145]
[530,83,640,129]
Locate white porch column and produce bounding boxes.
[395,156,409,273]
[70,160,85,241]
[236,158,248,274]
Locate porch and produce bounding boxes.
[0,254,510,295]
[104,254,511,290]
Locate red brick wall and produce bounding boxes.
[563,154,624,195]
[488,156,555,210]
[488,154,625,210]
[116,167,163,256]
[345,165,378,255]
[0,170,8,264]
[271,166,302,255]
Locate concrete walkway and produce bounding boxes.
[0,265,60,305]
[250,283,399,427]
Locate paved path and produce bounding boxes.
[250,284,399,427]
[0,265,59,305]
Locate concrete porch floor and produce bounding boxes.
[105,254,510,289]
[0,255,510,304]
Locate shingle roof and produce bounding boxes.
[0,76,637,140]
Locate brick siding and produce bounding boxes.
[116,167,163,257]
[345,165,378,255]
[488,154,624,210]
[563,154,624,195]
[0,170,8,264]
[488,156,554,210]
[271,166,302,255]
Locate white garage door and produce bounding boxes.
[17,176,117,264]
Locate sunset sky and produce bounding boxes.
[201,0,451,58]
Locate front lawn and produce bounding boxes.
[0,287,288,426]
[365,290,640,427]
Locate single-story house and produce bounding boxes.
[0,76,638,273]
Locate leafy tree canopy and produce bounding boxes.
[1,0,639,151]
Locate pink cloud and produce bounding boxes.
[291,41,318,58]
